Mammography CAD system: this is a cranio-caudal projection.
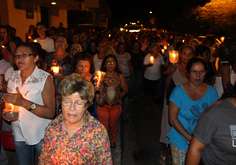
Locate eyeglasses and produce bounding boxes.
[61,100,87,109]
[189,70,206,75]
[14,53,34,59]
[72,48,80,51]
[107,61,115,65]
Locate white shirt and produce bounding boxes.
[36,37,55,53]
[93,53,106,72]
[143,53,165,80]
[0,59,12,75]
[5,66,52,145]
[115,53,131,77]
[215,61,236,97]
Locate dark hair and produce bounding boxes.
[86,39,98,56]
[179,45,195,55]
[186,57,207,74]
[176,42,185,50]
[0,25,10,39]
[73,52,94,73]
[100,54,122,73]
[220,83,236,100]
[28,25,36,33]
[203,35,215,46]
[118,42,125,47]
[36,22,46,28]
[16,42,37,57]
[195,44,210,57]
[131,40,141,50]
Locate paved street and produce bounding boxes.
[121,92,171,165]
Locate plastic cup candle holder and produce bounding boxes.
[107,87,115,100]
[161,49,165,54]
[3,103,19,121]
[169,50,179,64]
[150,56,154,64]
[221,36,225,43]
[51,66,59,74]
[94,71,106,87]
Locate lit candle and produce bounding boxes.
[221,36,225,43]
[51,66,59,73]
[108,34,111,37]
[164,45,167,50]
[97,71,101,87]
[161,49,165,54]
[28,36,32,40]
[169,50,179,64]
[182,40,185,43]
[33,39,37,43]
[1,45,5,49]
[150,56,154,64]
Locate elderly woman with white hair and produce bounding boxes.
[70,43,83,56]
[39,73,112,164]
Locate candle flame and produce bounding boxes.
[28,36,32,40]
[51,66,59,73]
[1,45,5,49]
[164,46,167,50]
[150,56,154,64]
[221,37,225,43]
[33,39,37,43]
[161,49,165,54]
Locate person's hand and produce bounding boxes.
[170,64,177,73]
[107,95,119,105]
[147,63,153,67]
[96,84,104,95]
[53,73,64,82]
[2,87,26,107]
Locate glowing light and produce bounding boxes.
[129,30,140,32]
[169,50,179,64]
[33,40,37,43]
[51,1,56,5]
[149,11,152,14]
[164,45,167,50]
[28,36,32,40]
[108,34,111,37]
[2,45,5,49]
[51,66,59,73]
[137,21,139,23]
[221,36,225,43]
[125,24,127,26]
[161,49,165,54]
[120,28,124,31]
[131,22,136,25]
[150,56,154,64]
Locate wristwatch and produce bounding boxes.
[28,103,36,111]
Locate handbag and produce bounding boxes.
[0,107,15,150]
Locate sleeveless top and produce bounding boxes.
[5,66,52,145]
[172,67,188,86]
[103,74,122,106]
[215,61,236,97]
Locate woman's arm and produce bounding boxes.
[220,64,231,92]
[169,101,192,141]
[118,73,128,99]
[9,41,16,55]
[3,76,55,119]
[186,136,206,165]
[164,64,177,90]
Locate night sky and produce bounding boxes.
[107,0,210,29]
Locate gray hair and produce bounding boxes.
[57,73,94,107]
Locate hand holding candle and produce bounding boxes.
[2,103,19,121]
[169,50,179,64]
[94,71,106,87]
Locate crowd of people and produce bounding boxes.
[0,22,235,165]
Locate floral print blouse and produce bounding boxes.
[39,111,113,165]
